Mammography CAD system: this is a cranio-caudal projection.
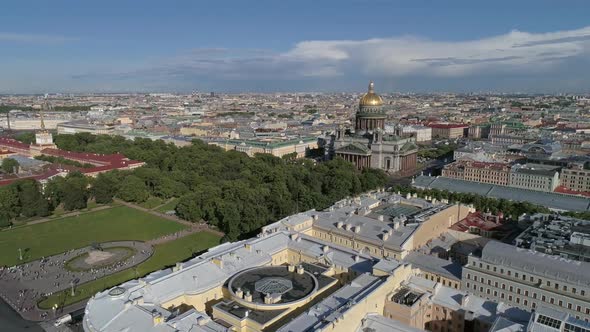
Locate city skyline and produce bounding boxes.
[2,0,590,93]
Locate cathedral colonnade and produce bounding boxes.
[337,153,370,170]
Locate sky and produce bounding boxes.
[1,0,590,93]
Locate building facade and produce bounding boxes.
[509,164,560,192]
[561,163,590,193]
[442,161,511,186]
[462,241,590,321]
[428,123,468,139]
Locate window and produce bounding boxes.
[537,315,561,329]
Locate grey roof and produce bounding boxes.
[355,314,425,332]
[314,202,458,252]
[276,273,386,332]
[413,176,590,212]
[403,252,462,281]
[481,241,590,286]
[489,317,526,332]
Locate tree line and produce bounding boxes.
[1,133,388,240]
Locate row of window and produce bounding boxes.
[469,261,587,297]
[466,281,590,315]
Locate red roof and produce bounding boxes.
[0,137,31,150]
[0,169,64,187]
[450,211,504,232]
[554,186,590,198]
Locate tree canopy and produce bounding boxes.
[3,133,390,240]
[1,158,20,174]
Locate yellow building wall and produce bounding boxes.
[407,204,471,251]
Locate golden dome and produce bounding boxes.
[359,81,383,107]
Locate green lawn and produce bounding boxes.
[155,198,179,213]
[38,231,221,309]
[0,205,186,266]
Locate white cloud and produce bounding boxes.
[71,25,590,91]
[284,26,590,77]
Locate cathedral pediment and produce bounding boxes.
[336,142,371,155]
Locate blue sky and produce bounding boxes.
[1,0,590,93]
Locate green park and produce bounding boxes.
[0,205,186,266]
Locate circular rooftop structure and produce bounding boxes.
[228,266,318,309]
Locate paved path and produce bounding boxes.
[0,199,224,322]
[0,241,153,322]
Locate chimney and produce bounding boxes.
[354,225,361,233]
[337,221,344,228]
[345,223,352,231]
[152,312,163,326]
[297,265,305,275]
[383,233,389,241]
[378,215,384,222]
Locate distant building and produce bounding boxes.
[57,121,115,135]
[401,125,432,142]
[334,81,418,173]
[428,123,468,139]
[469,125,491,140]
[560,163,590,194]
[509,164,560,192]
[209,136,318,158]
[442,160,512,186]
